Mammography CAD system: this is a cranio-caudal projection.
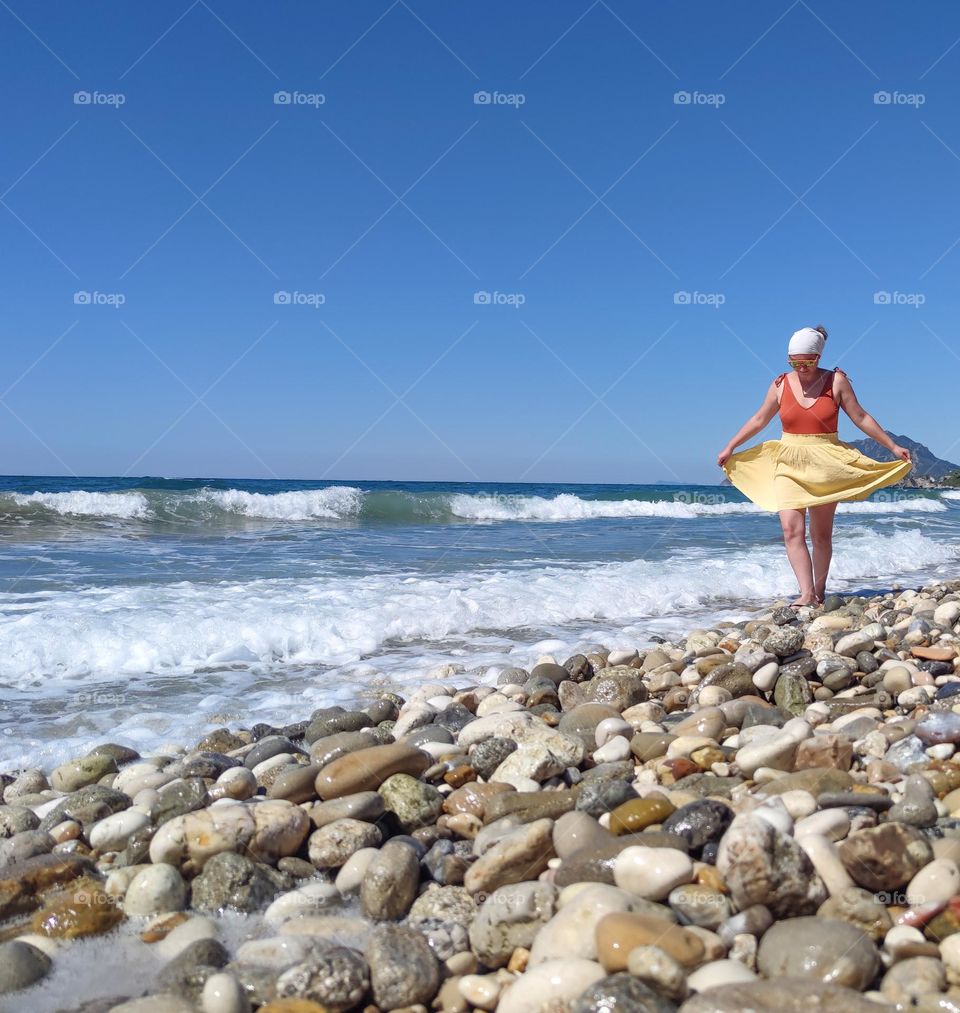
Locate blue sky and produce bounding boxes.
[1,1,958,484]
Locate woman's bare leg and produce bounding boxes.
[778,507,817,605]
[808,501,838,603]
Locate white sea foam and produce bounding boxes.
[448,491,946,521]
[198,486,364,520]
[838,498,947,514]
[942,491,960,501]
[0,527,954,688]
[8,490,150,519]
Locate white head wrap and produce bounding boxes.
[788,327,824,356]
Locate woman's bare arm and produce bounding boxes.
[717,379,780,466]
[835,373,911,462]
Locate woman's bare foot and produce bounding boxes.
[790,593,819,607]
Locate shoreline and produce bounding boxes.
[0,577,959,1011]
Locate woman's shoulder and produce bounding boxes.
[832,366,851,382]
[773,372,788,387]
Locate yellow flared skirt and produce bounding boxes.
[723,432,913,512]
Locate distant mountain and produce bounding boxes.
[848,431,960,481]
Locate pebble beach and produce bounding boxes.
[3,579,960,1012]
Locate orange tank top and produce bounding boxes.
[776,368,846,435]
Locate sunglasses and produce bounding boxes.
[788,356,819,367]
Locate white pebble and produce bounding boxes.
[202,972,250,1013]
[458,973,502,1010]
[687,958,757,991]
[795,808,849,841]
[89,810,151,852]
[592,736,631,764]
[613,846,694,901]
[263,882,340,925]
[595,718,633,748]
[335,847,378,894]
[752,662,779,692]
[751,798,793,836]
[154,916,218,959]
[123,864,187,916]
[797,834,854,896]
[906,858,960,908]
[778,790,817,821]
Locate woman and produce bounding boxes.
[717,326,913,607]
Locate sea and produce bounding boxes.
[1,476,959,772]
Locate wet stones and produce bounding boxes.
[190,852,285,914]
[275,946,370,1011]
[378,773,443,830]
[661,800,733,854]
[307,818,382,870]
[756,916,880,990]
[0,940,51,995]
[464,818,555,895]
[469,882,557,968]
[609,797,674,833]
[837,822,934,892]
[314,742,431,800]
[716,815,827,917]
[762,627,805,658]
[360,839,420,920]
[595,912,705,971]
[364,924,440,1010]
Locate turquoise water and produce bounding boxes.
[1,476,957,769]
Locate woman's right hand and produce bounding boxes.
[717,447,734,468]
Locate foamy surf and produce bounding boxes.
[0,527,954,687]
[7,490,150,519]
[0,485,947,528]
[197,486,364,520]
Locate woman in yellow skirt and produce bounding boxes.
[717,325,913,607]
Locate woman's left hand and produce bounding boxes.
[892,445,912,462]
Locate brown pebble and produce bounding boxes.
[595,912,705,971]
[444,765,476,789]
[31,877,124,939]
[609,797,675,835]
[507,947,529,973]
[139,911,189,942]
[695,865,727,893]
